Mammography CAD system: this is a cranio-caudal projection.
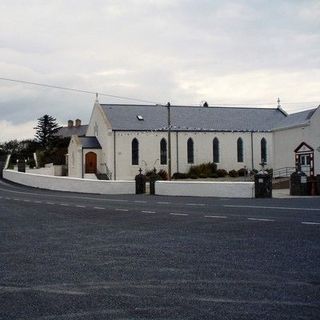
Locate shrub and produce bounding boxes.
[172,172,188,179]
[209,173,218,178]
[188,162,217,178]
[189,174,198,179]
[252,169,258,174]
[228,169,239,177]
[238,168,248,177]
[216,169,228,177]
[145,168,167,180]
[157,169,168,180]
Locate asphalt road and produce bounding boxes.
[0,179,320,320]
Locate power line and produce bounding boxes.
[0,76,319,107]
[0,77,162,105]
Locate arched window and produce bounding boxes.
[160,138,167,165]
[261,138,267,163]
[187,138,194,164]
[213,137,219,163]
[237,137,243,162]
[132,138,139,165]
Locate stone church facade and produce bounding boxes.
[68,100,320,180]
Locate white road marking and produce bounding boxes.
[225,205,320,211]
[23,199,31,202]
[76,205,86,208]
[46,202,55,205]
[186,203,205,206]
[205,215,227,219]
[115,208,129,212]
[301,221,320,225]
[134,200,147,203]
[248,218,275,222]
[13,198,20,201]
[94,207,105,210]
[60,203,69,206]
[141,210,156,214]
[170,213,189,216]
[5,197,11,200]
[157,201,170,205]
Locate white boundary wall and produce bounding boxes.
[3,170,135,195]
[156,181,254,198]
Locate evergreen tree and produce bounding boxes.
[34,115,60,149]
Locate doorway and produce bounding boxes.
[85,152,97,174]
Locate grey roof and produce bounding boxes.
[101,104,287,132]
[273,108,317,130]
[79,136,101,149]
[56,125,88,138]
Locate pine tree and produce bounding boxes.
[34,115,60,149]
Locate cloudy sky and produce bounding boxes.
[0,0,319,142]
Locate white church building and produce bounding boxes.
[68,99,320,180]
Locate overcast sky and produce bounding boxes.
[0,0,319,142]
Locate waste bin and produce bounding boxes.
[290,171,308,196]
[317,175,320,196]
[149,169,159,195]
[254,171,272,198]
[17,161,26,173]
[135,169,146,194]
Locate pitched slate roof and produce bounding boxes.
[56,125,88,138]
[100,104,287,132]
[79,136,101,149]
[272,108,317,130]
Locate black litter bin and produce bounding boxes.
[317,175,320,196]
[290,171,308,196]
[17,161,26,173]
[254,171,272,198]
[149,170,159,195]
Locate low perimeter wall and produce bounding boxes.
[155,180,255,198]
[3,170,135,195]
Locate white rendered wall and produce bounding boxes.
[86,103,114,178]
[112,131,273,180]
[26,165,64,176]
[273,108,320,174]
[3,170,135,194]
[68,137,82,178]
[156,181,254,198]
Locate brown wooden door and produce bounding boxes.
[85,152,97,174]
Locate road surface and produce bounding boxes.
[0,179,319,319]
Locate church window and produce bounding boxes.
[213,138,219,163]
[132,138,139,165]
[261,138,267,163]
[160,138,167,165]
[187,138,194,164]
[237,138,243,162]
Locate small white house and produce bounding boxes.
[68,100,320,180]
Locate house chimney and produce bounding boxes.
[68,120,74,128]
[75,119,81,127]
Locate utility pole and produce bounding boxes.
[167,102,172,180]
